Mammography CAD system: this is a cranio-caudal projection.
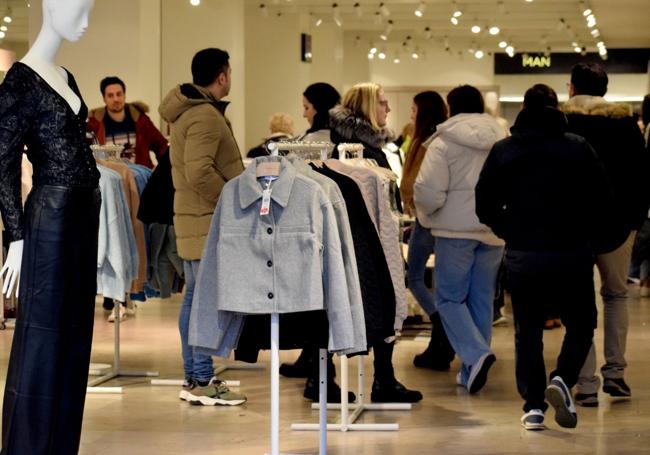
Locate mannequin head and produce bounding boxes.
[42,0,94,42]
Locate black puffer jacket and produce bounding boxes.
[476,106,620,254]
[329,105,391,169]
[562,96,649,237]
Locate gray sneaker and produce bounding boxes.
[187,378,247,406]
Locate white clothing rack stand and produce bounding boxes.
[266,142,332,454]
[88,144,160,394]
[87,296,160,395]
[292,142,411,432]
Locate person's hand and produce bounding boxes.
[1,240,23,299]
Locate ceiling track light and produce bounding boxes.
[259,3,268,17]
[379,2,390,18]
[332,3,342,27]
[354,2,362,18]
[379,19,393,41]
[414,1,426,18]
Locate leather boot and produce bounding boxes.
[279,348,312,378]
[372,341,423,403]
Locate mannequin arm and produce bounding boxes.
[1,240,23,299]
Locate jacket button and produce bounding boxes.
[267,228,273,235]
[268,292,274,299]
[267,260,273,267]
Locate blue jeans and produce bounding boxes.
[407,219,436,315]
[434,238,504,385]
[179,260,214,382]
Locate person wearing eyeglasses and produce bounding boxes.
[329,82,392,169]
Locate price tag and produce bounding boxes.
[260,188,272,216]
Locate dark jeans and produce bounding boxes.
[507,250,596,413]
[2,186,101,455]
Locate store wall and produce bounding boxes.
[161,0,246,148]
[244,12,346,150]
[29,0,160,123]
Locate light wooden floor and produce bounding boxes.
[1,287,649,455]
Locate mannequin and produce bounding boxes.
[0,1,100,454]
[0,0,93,298]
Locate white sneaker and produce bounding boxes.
[125,301,138,315]
[108,305,127,323]
[467,352,496,394]
[521,409,545,430]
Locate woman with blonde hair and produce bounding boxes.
[329,82,392,169]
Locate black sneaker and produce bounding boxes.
[574,392,599,407]
[303,377,356,403]
[545,376,577,428]
[467,352,496,394]
[603,378,631,397]
[371,379,423,403]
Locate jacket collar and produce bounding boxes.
[561,95,633,119]
[512,107,568,137]
[179,83,230,115]
[239,156,297,209]
[329,105,390,148]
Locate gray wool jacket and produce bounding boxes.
[189,156,367,357]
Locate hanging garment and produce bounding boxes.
[313,164,396,345]
[97,159,147,292]
[0,62,100,455]
[148,223,183,298]
[96,165,138,301]
[189,157,366,358]
[326,159,407,331]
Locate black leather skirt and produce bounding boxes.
[2,185,100,455]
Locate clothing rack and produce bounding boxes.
[90,144,123,161]
[336,143,364,161]
[267,141,333,161]
[88,146,160,393]
[292,142,411,432]
[265,142,331,455]
[87,294,159,394]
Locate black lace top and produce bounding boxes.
[0,62,99,243]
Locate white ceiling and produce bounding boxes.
[248,0,650,53]
[1,1,649,53]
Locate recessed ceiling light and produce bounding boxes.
[393,58,400,64]
[190,0,200,6]
[471,25,481,34]
[474,50,485,59]
[498,41,507,48]
[450,17,459,25]
[574,46,582,53]
[489,26,500,35]
[412,52,419,59]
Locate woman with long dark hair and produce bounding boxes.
[298,82,341,142]
[400,91,455,370]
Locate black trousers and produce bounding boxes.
[2,185,101,455]
[506,250,596,413]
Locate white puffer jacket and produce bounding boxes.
[414,113,505,246]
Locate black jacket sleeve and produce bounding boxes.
[475,143,507,241]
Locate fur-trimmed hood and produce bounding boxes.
[561,95,633,119]
[329,105,391,148]
[88,101,150,122]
